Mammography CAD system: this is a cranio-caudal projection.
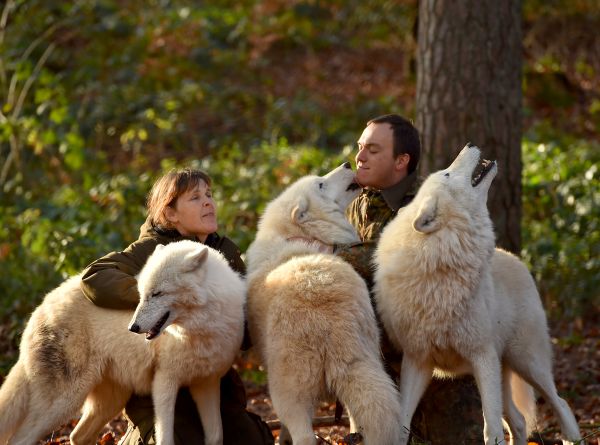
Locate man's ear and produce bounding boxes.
[291,197,309,224]
[185,246,209,272]
[394,153,410,171]
[413,196,440,233]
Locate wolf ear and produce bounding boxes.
[185,246,209,272]
[413,196,441,234]
[291,197,309,224]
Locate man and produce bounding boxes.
[335,114,484,444]
[334,113,420,290]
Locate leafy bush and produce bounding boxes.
[521,124,599,319]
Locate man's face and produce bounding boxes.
[355,122,408,190]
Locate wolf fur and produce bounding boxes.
[373,144,581,445]
[0,240,245,445]
[246,163,403,445]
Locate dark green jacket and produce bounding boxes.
[335,171,419,289]
[80,219,245,309]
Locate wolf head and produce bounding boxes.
[129,240,212,340]
[257,162,361,245]
[412,143,497,235]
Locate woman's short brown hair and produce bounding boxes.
[146,168,212,229]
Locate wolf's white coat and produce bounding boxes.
[374,144,581,445]
[0,240,245,445]
[246,163,403,445]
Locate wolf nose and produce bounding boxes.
[342,162,351,169]
[129,323,140,333]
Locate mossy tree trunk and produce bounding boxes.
[410,0,523,443]
[416,0,523,254]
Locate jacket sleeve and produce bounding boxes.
[80,238,159,310]
[334,241,377,290]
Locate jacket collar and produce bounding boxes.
[140,217,219,246]
[377,171,418,212]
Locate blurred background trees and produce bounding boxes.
[1,0,598,373]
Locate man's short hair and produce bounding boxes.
[368,114,421,174]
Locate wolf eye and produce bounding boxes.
[319,182,324,189]
[150,291,162,298]
[444,173,450,177]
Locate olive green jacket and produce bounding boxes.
[80,219,245,310]
[335,171,419,289]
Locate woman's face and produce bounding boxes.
[165,180,217,242]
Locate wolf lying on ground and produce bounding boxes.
[0,240,245,445]
[373,144,581,445]
[245,162,403,445]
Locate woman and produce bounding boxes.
[80,168,273,445]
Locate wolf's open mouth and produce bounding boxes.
[346,181,360,191]
[146,311,170,340]
[471,158,496,186]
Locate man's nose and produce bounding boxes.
[356,148,366,162]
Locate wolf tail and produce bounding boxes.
[0,360,30,442]
[511,371,537,435]
[333,359,404,445]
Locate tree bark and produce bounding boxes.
[416,0,523,253]
[412,0,523,442]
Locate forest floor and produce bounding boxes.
[34,320,599,445]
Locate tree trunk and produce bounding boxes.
[416,0,523,253]
[412,0,522,443]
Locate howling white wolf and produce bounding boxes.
[373,144,581,445]
[246,162,403,445]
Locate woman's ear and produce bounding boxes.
[164,205,178,225]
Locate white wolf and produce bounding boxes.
[0,240,245,445]
[246,162,403,445]
[373,144,581,445]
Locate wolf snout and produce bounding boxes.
[128,322,140,333]
[342,161,351,169]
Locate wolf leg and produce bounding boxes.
[269,372,316,445]
[70,378,130,445]
[0,361,28,444]
[501,368,527,445]
[471,350,504,445]
[189,376,223,445]
[397,356,433,445]
[152,371,179,445]
[509,361,580,444]
[7,390,84,445]
[333,357,402,445]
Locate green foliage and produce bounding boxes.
[0,0,598,366]
[521,124,599,319]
